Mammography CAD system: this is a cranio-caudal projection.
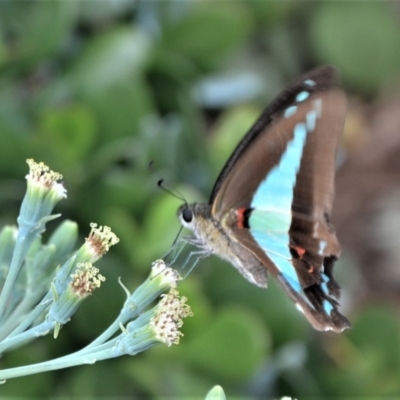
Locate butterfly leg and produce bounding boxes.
[163,237,187,265]
[180,248,212,280]
[183,235,207,247]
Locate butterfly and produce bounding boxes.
[178,66,350,332]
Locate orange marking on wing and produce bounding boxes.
[291,245,306,259]
[236,207,247,229]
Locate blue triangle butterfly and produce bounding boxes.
[178,66,350,332]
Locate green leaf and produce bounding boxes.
[182,305,270,381]
[203,261,308,347]
[248,1,298,27]
[209,104,263,175]
[0,1,78,68]
[161,3,254,69]
[125,359,214,398]
[81,76,154,140]
[68,27,152,94]
[310,3,400,92]
[140,193,182,263]
[37,104,97,167]
[319,307,400,397]
[347,307,400,373]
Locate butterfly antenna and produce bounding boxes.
[157,179,190,265]
[157,179,187,205]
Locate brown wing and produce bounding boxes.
[212,89,346,218]
[210,78,349,331]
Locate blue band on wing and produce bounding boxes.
[249,99,325,310]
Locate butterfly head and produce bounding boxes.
[178,202,218,251]
[178,203,211,230]
[178,203,194,229]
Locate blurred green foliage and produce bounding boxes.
[1,1,400,398]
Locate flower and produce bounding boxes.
[114,288,193,356]
[25,159,66,199]
[21,160,66,225]
[19,159,66,231]
[0,160,67,321]
[120,260,181,321]
[70,262,105,298]
[85,223,119,262]
[18,159,66,243]
[48,262,105,337]
[151,288,193,346]
[52,223,118,297]
[149,259,181,288]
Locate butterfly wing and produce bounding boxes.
[210,66,349,332]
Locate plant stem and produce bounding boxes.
[0,346,115,381]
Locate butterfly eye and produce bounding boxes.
[181,207,193,223]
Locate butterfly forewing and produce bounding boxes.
[210,66,341,210]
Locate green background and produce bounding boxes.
[1,1,400,398]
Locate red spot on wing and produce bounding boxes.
[290,245,306,259]
[236,207,247,229]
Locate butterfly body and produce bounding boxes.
[178,66,350,332]
[179,203,269,287]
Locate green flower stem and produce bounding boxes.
[83,262,179,350]
[82,294,149,349]
[0,321,53,354]
[5,293,52,339]
[0,229,36,321]
[0,279,53,340]
[82,319,122,350]
[0,327,157,381]
[0,293,38,340]
[68,309,155,358]
[0,226,17,284]
[59,338,118,362]
[0,346,114,381]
